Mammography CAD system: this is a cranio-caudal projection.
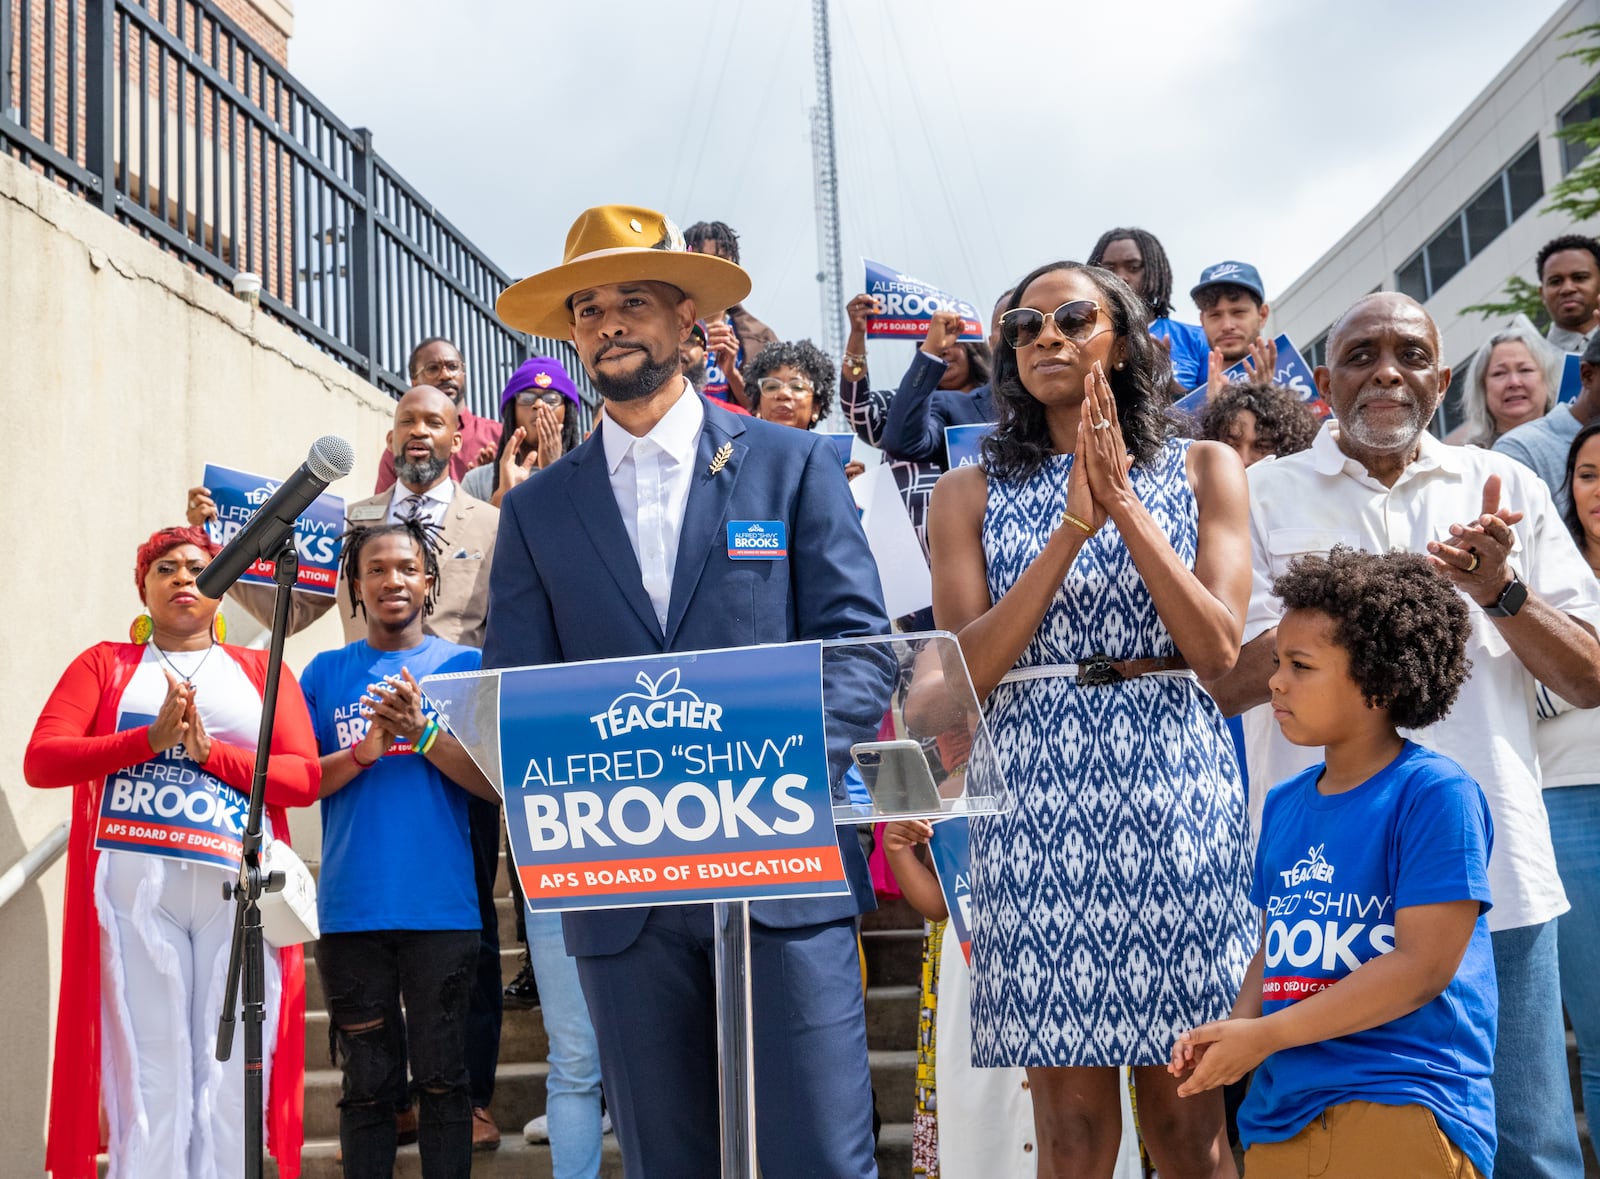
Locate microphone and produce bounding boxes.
[197,435,356,599]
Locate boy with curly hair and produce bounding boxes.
[1199,380,1321,468]
[1170,547,1496,1179]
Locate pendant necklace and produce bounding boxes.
[152,642,216,686]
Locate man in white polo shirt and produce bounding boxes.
[1211,291,1600,1179]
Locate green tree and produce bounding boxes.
[1460,275,1548,328]
[1463,22,1600,327]
[1548,22,1600,223]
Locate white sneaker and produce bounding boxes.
[524,1112,613,1143]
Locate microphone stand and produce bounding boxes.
[215,535,297,1179]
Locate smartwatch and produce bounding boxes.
[1483,574,1528,618]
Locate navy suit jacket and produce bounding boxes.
[482,396,894,958]
[880,349,995,468]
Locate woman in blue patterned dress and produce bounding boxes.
[928,260,1254,1179]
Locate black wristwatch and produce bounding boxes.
[1483,574,1529,618]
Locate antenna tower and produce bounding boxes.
[810,0,845,361]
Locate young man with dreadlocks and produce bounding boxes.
[685,219,779,409]
[1089,226,1210,393]
[298,516,498,1177]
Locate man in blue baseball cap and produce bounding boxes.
[1192,260,1275,400]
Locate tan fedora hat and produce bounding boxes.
[497,205,752,339]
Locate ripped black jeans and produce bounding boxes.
[314,929,478,1179]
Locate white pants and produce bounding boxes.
[97,852,280,1179]
[936,922,1142,1179]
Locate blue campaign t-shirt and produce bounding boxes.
[1238,741,1497,1177]
[300,637,483,933]
[1150,317,1209,388]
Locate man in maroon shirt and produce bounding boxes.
[375,337,503,492]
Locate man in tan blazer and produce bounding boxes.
[187,384,498,647]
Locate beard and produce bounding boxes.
[590,340,684,404]
[1340,386,1427,453]
[395,451,450,486]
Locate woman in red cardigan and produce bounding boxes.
[24,526,320,1179]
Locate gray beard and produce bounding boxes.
[1342,390,1427,453]
[395,452,449,486]
[592,348,684,404]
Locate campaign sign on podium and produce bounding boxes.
[419,632,1009,900]
[478,642,847,911]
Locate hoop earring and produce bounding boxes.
[129,614,154,645]
[211,611,228,644]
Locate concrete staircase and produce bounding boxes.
[96,852,1600,1176]
[291,860,926,1177]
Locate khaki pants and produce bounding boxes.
[1245,1100,1484,1179]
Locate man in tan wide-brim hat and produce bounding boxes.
[483,206,890,1177]
[496,205,750,340]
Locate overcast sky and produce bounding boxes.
[288,0,1566,361]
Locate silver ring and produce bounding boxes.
[1092,419,1112,431]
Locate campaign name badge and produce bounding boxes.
[727,520,788,559]
[94,711,248,870]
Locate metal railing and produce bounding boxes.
[0,0,591,420]
[0,821,69,910]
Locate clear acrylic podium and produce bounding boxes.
[420,631,1008,1178]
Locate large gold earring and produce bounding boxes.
[211,611,228,644]
[129,614,154,645]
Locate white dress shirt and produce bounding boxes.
[387,476,455,526]
[601,383,705,630]
[1241,422,1600,932]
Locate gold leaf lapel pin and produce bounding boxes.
[707,441,733,476]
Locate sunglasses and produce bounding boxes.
[514,391,566,408]
[999,300,1110,350]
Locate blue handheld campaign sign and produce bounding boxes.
[864,259,983,341]
[203,463,345,596]
[1559,352,1584,404]
[943,423,994,470]
[496,643,850,911]
[94,711,247,869]
[927,817,973,963]
[1172,334,1332,420]
[819,432,855,466]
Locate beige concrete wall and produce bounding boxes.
[0,148,393,1173]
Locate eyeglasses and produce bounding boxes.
[415,358,465,379]
[757,377,814,398]
[998,300,1110,350]
[515,391,566,408]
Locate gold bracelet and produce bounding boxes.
[843,351,867,379]
[1059,510,1094,535]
